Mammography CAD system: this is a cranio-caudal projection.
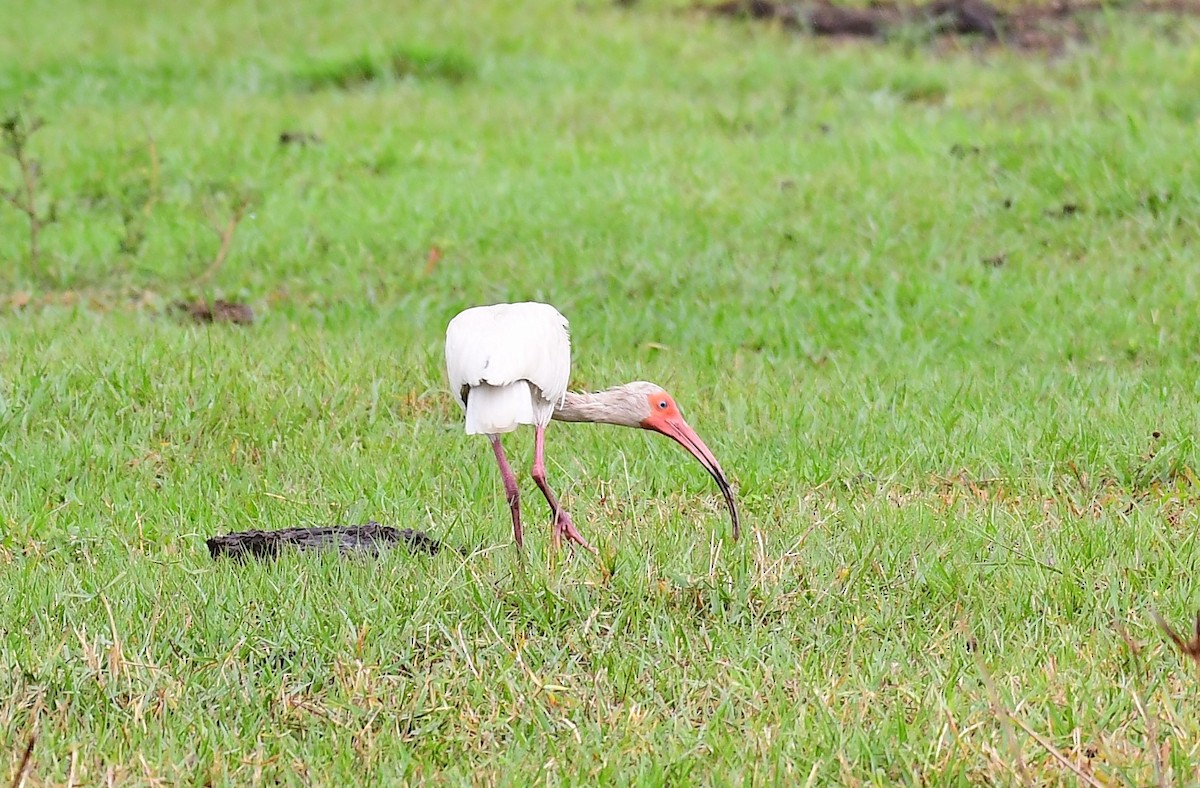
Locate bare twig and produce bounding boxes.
[192,194,250,285]
[1130,688,1166,788]
[1152,609,1200,666]
[1007,714,1105,788]
[1,111,55,273]
[969,640,1032,786]
[970,527,1063,575]
[423,245,444,275]
[9,731,35,788]
[1117,621,1167,788]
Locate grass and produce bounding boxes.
[3,0,1200,783]
[296,46,476,92]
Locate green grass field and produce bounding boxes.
[4,0,1200,783]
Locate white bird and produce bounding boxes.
[446,301,739,555]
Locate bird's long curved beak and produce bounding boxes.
[643,414,740,540]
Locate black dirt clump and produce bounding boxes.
[207,522,451,561]
[278,130,323,146]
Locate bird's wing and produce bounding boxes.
[445,302,571,408]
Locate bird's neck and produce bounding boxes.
[553,388,643,428]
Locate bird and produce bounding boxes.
[445,301,739,555]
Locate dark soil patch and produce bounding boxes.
[278,130,323,146]
[173,298,254,325]
[701,0,1200,51]
[1045,202,1082,218]
[206,522,452,561]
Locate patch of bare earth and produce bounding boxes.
[699,0,1200,52]
[172,298,255,325]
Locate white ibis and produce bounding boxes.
[445,301,739,555]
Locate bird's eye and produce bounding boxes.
[658,400,668,410]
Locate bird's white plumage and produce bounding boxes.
[445,302,571,435]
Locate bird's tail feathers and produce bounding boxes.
[465,382,536,435]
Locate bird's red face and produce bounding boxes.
[639,390,740,539]
[640,390,683,427]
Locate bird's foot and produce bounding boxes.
[553,511,598,557]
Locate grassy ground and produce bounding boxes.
[3,0,1200,783]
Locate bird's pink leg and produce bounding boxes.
[531,425,598,556]
[489,434,523,548]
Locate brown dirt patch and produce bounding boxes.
[701,0,1200,51]
[173,298,255,325]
